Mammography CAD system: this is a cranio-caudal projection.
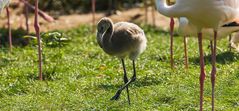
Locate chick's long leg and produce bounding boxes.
[111,60,137,102]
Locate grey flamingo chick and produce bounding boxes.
[96,17,147,104]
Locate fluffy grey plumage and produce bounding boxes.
[97,17,147,60]
[96,17,147,104]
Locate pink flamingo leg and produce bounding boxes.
[198,32,206,111]
[170,18,174,69]
[24,0,29,34]
[34,0,43,80]
[20,0,54,22]
[228,34,232,51]
[210,41,213,56]
[92,0,96,32]
[184,36,188,69]
[211,31,217,111]
[6,7,12,52]
[144,1,148,23]
[152,0,156,27]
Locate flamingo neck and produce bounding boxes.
[155,0,184,17]
[102,21,114,54]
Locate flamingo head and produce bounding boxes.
[96,17,113,48]
[97,17,113,35]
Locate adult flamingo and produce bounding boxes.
[155,0,239,110]
[166,0,189,69]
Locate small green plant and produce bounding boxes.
[41,31,71,47]
[22,31,69,81]
[23,31,70,47]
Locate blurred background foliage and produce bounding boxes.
[27,0,144,15]
[1,0,149,46]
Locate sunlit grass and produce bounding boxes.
[0,25,239,110]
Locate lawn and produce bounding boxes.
[0,25,239,110]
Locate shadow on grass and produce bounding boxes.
[190,51,239,65]
[133,75,165,87]
[98,75,165,90]
[98,84,120,90]
[156,96,176,104]
[0,28,29,47]
[148,54,168,62]
[0,57,16,67]
[26,66,61,81]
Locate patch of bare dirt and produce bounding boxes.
[0,7,178,33]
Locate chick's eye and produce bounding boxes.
[100,27,104,31]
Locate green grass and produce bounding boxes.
[0,25,239,111]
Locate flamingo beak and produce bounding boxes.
[102,26,110,37]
